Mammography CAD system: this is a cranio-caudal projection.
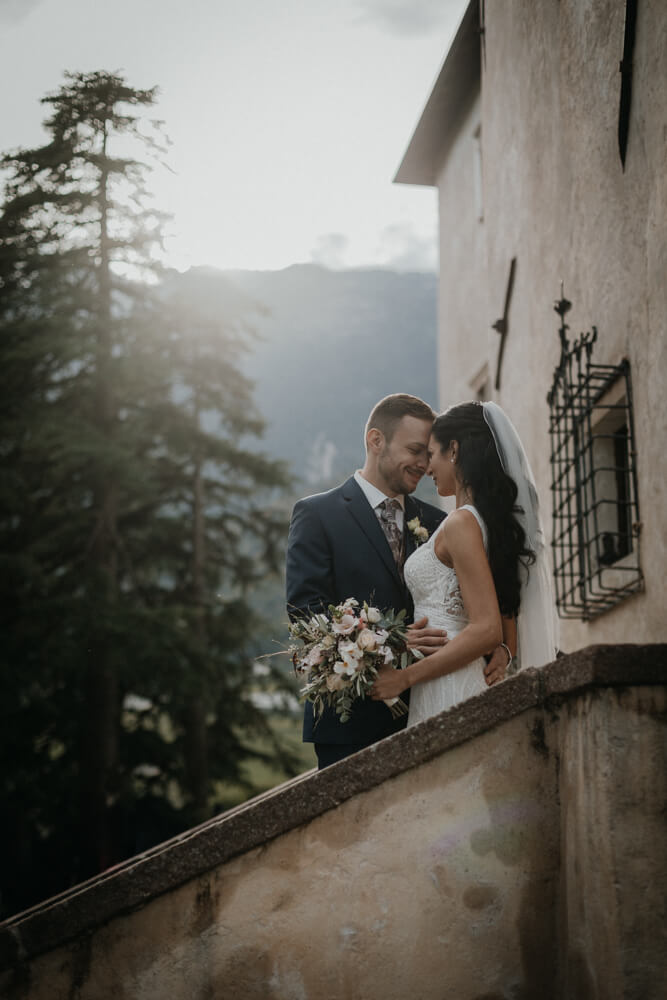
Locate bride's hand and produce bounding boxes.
[483,644,510,686]
[406,616,448,656]
[371,667,410,701]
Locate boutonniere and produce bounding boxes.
[407,516,429,546]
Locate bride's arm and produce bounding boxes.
[483,616,517,686]
[371,509,502,699]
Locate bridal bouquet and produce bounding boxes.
[289,598,418,723]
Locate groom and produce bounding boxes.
[286,393,448,769]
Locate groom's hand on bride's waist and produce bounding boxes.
[406,616,448,656]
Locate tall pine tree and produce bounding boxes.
[0,72,296,916]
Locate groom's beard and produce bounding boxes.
[378,454,424,496]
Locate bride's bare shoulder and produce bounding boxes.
[434,508,484,562]
[441,507,482,536]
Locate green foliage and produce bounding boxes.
[0,71,300,919]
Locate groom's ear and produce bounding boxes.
[366,428,384,454]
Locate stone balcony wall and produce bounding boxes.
[1,644,665,1000]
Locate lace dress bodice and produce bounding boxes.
[404,504,489,725]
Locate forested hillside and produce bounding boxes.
[183,264,440,495]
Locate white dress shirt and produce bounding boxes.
[354,470,405,533]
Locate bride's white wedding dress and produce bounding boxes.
[405,504,488,726]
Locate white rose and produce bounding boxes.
[326,673,345,692]
[357,628,377,651]
[366,607,382,624]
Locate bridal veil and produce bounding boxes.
[482,401,558,669]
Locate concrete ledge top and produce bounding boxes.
[1,642,665,969]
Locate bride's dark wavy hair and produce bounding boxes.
[432,401,535,617]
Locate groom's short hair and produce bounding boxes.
[365,394,435,446]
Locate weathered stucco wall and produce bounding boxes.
[3,718,560,999]
[434,0,667,649]
[1,647,665,1000]
[435,89,490,411]
[557,685,667,998]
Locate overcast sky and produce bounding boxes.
[0,0,467,272]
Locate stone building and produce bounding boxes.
[395,0,667,654]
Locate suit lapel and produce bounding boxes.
[342,477,403,586]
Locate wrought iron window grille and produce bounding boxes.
[547,288,643,620]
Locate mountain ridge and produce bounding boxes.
[199,263,440,495]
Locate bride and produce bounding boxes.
[371,400,557,725]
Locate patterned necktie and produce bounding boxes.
[379,498,404,570]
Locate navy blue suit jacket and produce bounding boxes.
[286,476,445,745]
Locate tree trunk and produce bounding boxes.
[183,427,209,821]
[81,119,120,875]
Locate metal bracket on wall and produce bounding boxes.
[479,0,486,70]
[492,256,516,390]
[618,0,638,168]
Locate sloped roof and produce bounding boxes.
[394,0,480,186]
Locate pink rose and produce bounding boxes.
[332,613,358,635]
[304,644,324,668]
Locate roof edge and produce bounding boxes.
[394,0,480,187]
